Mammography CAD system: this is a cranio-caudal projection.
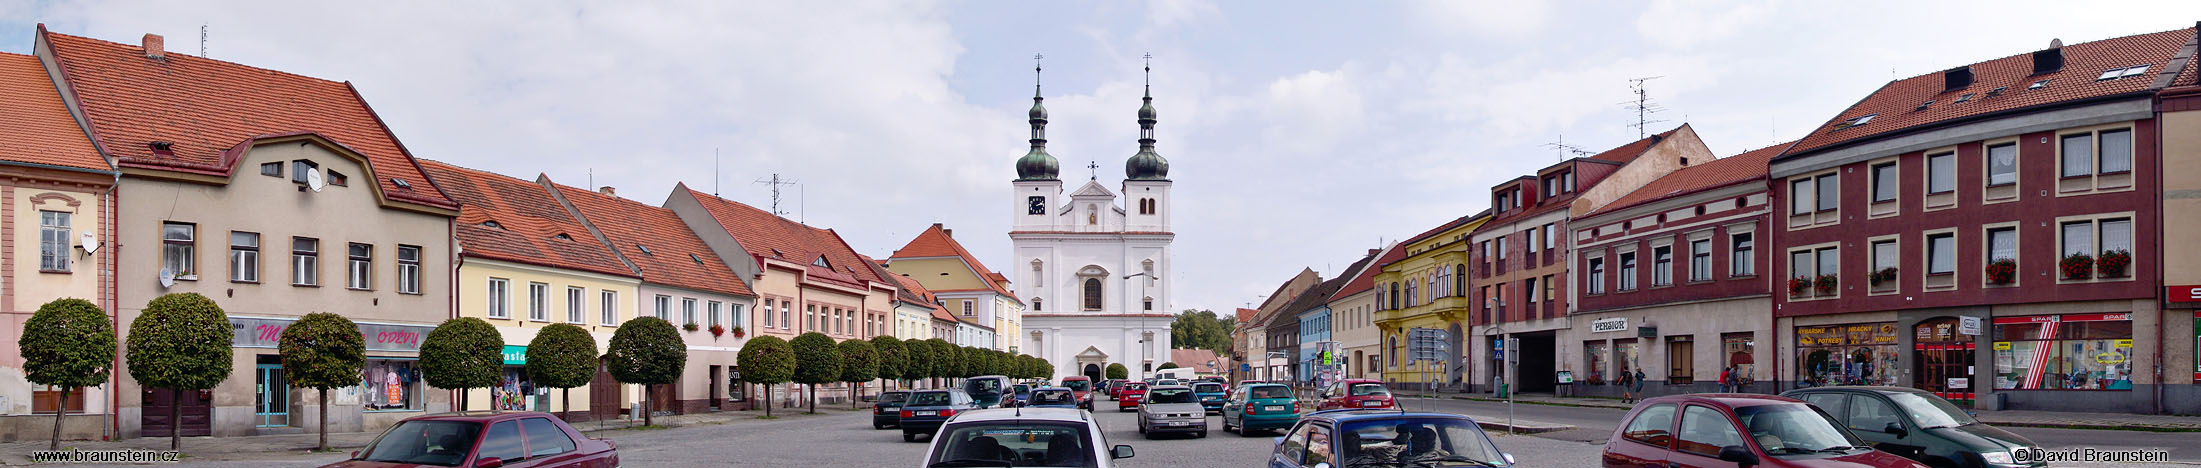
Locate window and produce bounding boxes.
[527,283,549,321]
[962,300,975,317]
[1872,239,1899,278]
[1564,172,1575,192]
[162,222,196,278]
[327,171,347,186]
[1689,239,1711,282]
[1618,253,1637,291]
[290,237,318,286]
[682,298,698,326]
[1082,278,1103,310]
[1927,233,1955,275]
[2099,129,2132,173]
[1621,404,1676,447]
[362,359,424,411]
[39,212,70,272]
[566,287,585,323]
[1032,298,1042,311]
[1495,236,1508,261]
[1543,224,1557,250]
[1676,405,1743,456]
[2061,134,2093,177]
[1815,173,1838,211]
[807,305,817,330]
[1730,233,1754,277]
[1789,178,1812,214]
[1816,248,1839,283]
[522,418,578,457]
[478,420,524,462]
[1524,277,1538,305]
[780,301,790,328]
[487,278,510,318]
[601,290,619,325]
[229,231,259,282]
[260,162,282,177]
[1667,337,1694,385]
[2061,221,2094,257]
[290,160,319,185]
[1543,274,1555,302]
[1651,246,1672,286]
[763,299,775,328]
[708,301,722,328]
[1587,258,1606,294]
[1986,143,2018,186]
[396,245,422,294]
[1926,152,1955,194]
[1993,315,2134,390]
[1871,162,1899,202]
[655,295,672,320]
[347,243,372,290]
[1987,228,2017,264]
[2101,218,2133,255]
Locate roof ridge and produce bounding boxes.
[43,30,353,87]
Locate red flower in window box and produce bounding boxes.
[1984,258,2017,285]
[709,323,726,338]
[683,322,700,332]
[732,326,746,338]
[1787,277,1811,296]
[2097,249,2130,278]
[1813,274,1838,295]
[1867,267,1897,286]
[2059,253,2094,280]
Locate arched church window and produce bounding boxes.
[1082,278,1103,310]
[1143,297,1153,311]
[1032,298,1043,311]
[1031,259,1043,283]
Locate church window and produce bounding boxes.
[1033,298,1043,311]
[1082,278,1103,310]
[1143,297,1153,311]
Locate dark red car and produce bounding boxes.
[321,411,618,468]
[1603,394,1927,468]
[1316,379,1395,410]
[1114,381,1148,411]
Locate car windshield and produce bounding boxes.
[1064,380,1091,392]
[1147,388,1195,404]
[927,421,1095,468]
[1032,390,1075,405]
[880,392,911,404]
[1194,383,1225,393]
[1734,404,1868,457]
[1123,383,1146,391]
[357,420,482,467]
[910,391,954,406]
[1249,386,1292,399]
[968,379,1003,394]
[1338,418,1507,468]
[1157,379,1180,386]
[1887,392,1976,429]
[1014,385,1032,396]
[1349,384,1390,397]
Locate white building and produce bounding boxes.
[1012,75,1176,382]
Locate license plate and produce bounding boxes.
[1360,401,1380,407]
[915,411,936,416]
[1264,405,1286,412]
[1168,421,1189,426]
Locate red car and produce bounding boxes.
[1603,394,1927,468]
[322,411,618,468]
[1060,376,1095,409]
[1115,382,1148,411]
[1316,379,1395,410]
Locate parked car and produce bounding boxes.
[1603,394,1929,468]
[1236,379,1268,391]
[1115,382,1149,411]
[1060,376,1095,409]
[1156,378,1182,387]
[873,390,912,429]
[921,408,1135,468]
[900,389,980,442]
[1267,410,1515,468]
[1010,384,1033,407]
[964,375,1011,408]
[1783,386,2044,468]
[1192,381,1229,414]
[323,411,617,468]
[1317,379,1396,410]
[1027,387,1081,409]
[1221,383,1300,436]
[1136,385,1209,439]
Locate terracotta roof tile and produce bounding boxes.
[890,223,1015,298]
[417,160,633,277]
[890,274,957,322]
[1588,127,1679,163]
[1235,308,1258,323]
[1787,27,2197,157]
[683,186,886,285]
[0,52,106,171]
[552,182,754,297]
[1329,244,1399,300]
[1169,349,1222,372]
[40,29,454,209]
[1584,141,1791,219]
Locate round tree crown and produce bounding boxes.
[21,298,116,389]
[126,293,235,390]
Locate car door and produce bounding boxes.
[1604,403,1675,468]
[473,419,537,468]
[1667,404,1751,468]
[520,417,585,468]
[1225,387,1246,425]
[1270,420,1333,468]
[1845,394,1924,459]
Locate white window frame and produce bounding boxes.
[1983,139,2021,204]
[230,231,260,283]
[601,290,619,325]
[39,211,70,272]
[708,301,723,328]
[347,243,373,290]
[487,278,511,319]
[656,295,672,320]
[162,222,197,279]
[290,237,318,286]
[396,245,422,294]
[528,282,549,322]
[566,286,586,323]
[682,298,698,325]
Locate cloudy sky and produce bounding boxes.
[7,0,2200,314]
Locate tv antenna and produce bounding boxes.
[713,148,721,196]
[1543,133,1595,160]
[1623,76,1669,139]
[199,24,208,57]
[754,174,799,217]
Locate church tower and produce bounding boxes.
[1123,56,1171,233]
[1013,56,1063,232]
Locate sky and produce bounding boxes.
[6,0,2201,315]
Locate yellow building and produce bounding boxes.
[886,224,1023,352]
[1373,213,1489,387]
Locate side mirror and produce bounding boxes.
[473,457,506,468]
[1502,453,1516,465]
[1273,436,1286,446]
[1884,422,1908,439]
[1313,463,1333,468]
[1715,445,1758,468]
[1111,444,1136,459]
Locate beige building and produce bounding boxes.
[886,223,1022,352]
[1326,244,1398,380]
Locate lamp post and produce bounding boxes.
[1126,272,1153,380]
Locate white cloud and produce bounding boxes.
[1147,0,1219,28]
[1407,0,1550,39]
[1635,0,1773,49]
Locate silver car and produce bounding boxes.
[921,407,1135,468]
[1136,385,1208,439]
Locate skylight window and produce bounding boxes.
[690,254,705,265]
[392,178,412,189]
[1985,87,2007,97]
[637,244,653,255]
[1835,113,1878,130]
[1952,93,1974,104]
[813,256,831,268]
[552,233,571,241]
[2122,65,2151,77]
[1915,100,1935,111]
[2029,79,2051,90]
[2097,65,2150,81]
[482,220,503,229]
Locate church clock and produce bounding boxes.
[1028,196,1047,215]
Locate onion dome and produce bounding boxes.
[1125,84,1168,181]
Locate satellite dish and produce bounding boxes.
[80,232,100,254]
[158,268,176,288]
[305,170,326,192]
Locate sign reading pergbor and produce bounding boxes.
[1591,317,1628,333]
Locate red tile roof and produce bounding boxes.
[551,181,754,298]
[1330,243,1402,300]
[889,273,957,323]
[682,185,886,285]
[1169,349,1222,373]
[39,28,454,209]
[890,223,1016,299]
[1583,141,1791,219]
[0,52,107,171]
[1787,27,2197,157]
[1588,127,1679,163]
[1235,308,1257,323]
[1483,128,1680,228]
[417,160,634,278]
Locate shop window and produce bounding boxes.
[1616,341,1640,378]
[1794,323,1899,387]
[1721,333,1754,387]
[363,359,424,411]
[1584,342,1610,384]
[1666,336,1694,385]
[1992,314,2134,390]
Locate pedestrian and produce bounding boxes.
[1618,369,1634,403]
[1632,368,1647,401]
[1719,366,1733,393]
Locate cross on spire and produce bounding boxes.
[1088,161,1100,180]
[1143,53,1152,89]
[1034,53,1044,95]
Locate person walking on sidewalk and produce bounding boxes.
[1718,366,1733,393]
[1630,369,1646,402]
[1618,370,1634,403]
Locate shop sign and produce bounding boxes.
[1993,342,2012,351]
[1958,317,1982,336]
[502,345,527,366]
[1947,378,1968,389]
[2167,285,2201,302]
[1591,317,1629,333]
[230,317,433,352]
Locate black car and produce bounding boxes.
[872,390,912,429]
[1782,386,2043,468]
[899,389,979,442]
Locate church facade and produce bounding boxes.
[1013,68,1177,382]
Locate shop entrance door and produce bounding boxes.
[1914,318,1974,407]
[255,362,291,427]
[141,388,212,437]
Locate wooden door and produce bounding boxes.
[142,388,212,437]
[589,358,621,421]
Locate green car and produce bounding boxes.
[1220,383,1300,436]
[1782,386,2043,468]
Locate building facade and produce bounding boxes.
[887,223,1021,352]
[1328,246,1400,380]
[1374,214,1487,388]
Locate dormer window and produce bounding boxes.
[813,256,831,268]
[481,220,504,230]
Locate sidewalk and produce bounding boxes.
[1401,391,2201,432]
[0,406,864,466]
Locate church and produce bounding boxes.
[1012,63,1177,382]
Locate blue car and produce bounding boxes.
[1025,387,1080,409]
[1192,381,1228,414]
[1267,410,1516,468]
[1010,384,1033,407]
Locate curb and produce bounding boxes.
[1977,421,2201,433]
[1471,419,1575,435]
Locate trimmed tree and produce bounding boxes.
[1034,357,1055,380]
[526,323,598,423]
[925,339,956,386]
[955,346,981,378]
[837,340,879,409]
[737,335,795,417]
[608,317,685,427]
[19,298,114,450]
[1159,362,1179,370]
[125,293,234,450]
[278,313,365,452]
[870,336,908,390]
[1106,363,1129,380]
[789,332,841,414]
[903,338,936,388]
[421,317,503,412]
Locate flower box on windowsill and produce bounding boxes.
[1867,267,1897,286]
[2097,249,2131,278]
[1985,259,2017,285]
[2060,253,2094,280]
[683,322,701,332]
[1787,277,1811,297]
[1813,275,1838,296]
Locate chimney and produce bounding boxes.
[943,228,953,238]
[2032,40,2065,75]
[142,34,164,59]
[598,186,615,196]
[1943,66,1974,91]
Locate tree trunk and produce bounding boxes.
[851,382,861,410]
[763,384,773,418]
[318,388,330,452]
[48,387,67,451]
[563,388,572,422]
[805,384,816,414]
[642,384,653,427]
[169,388,182,451]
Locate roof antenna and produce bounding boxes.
[587,168,593,190]
[754,173,799,217]
[1622,77,1668,139]
[199,23,207,57]
[1543,133,1594,161]
[714,148,721,196]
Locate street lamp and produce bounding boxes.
[1126,272,1154,379]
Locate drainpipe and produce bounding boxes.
[106,175,119,441]
[449,220,461,411]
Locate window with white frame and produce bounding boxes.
[708,301,722,328]
[601,290,619,325]
[487,278,510,318]
[347,243,372,290]
[230,231,259,283]
[682,298,698,326]
[528,282,549,321]
[291,237,318,286]
[1730,232,1755,277]
[962,300,974,317]
[1689,239,1711,281]
[163,222,196,278]
[566,287,585,323]
[1526,229,1540,255]
[1496,235,1508,261]
[732,304,744,331]
[1543,224,1556,250]
[39,211,70,272]
[1986,143,2018,187]
[396,245,421,294]
[655,295,671,320]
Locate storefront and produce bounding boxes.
[1722,332,1756,389]
[1913,317,1976,405]
[1991,313,2133,391]
[1794,322,1900,387]
[494,345,553,412]
[228,316,438,433]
